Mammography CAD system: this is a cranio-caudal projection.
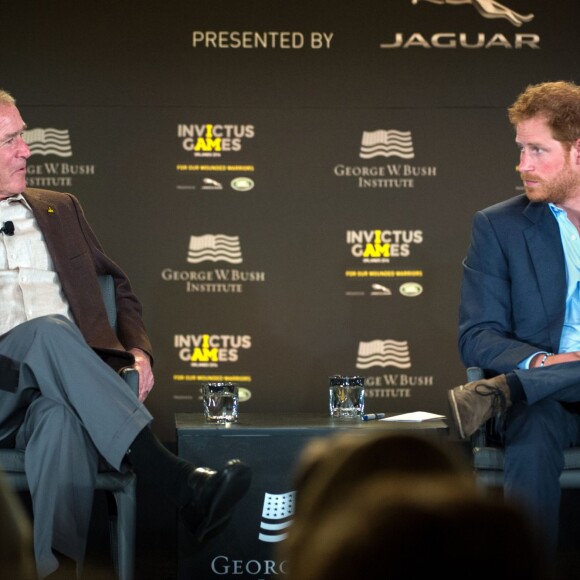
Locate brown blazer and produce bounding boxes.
[22,188,153,371]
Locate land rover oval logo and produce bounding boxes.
[231,177,255,191]
[238,387,252,402]
[399,282,423,297]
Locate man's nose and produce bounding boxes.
[18,137,31,159]
[518,151,533,173]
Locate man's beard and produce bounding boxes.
[521,165,580,205]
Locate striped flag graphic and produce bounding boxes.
[359,130,415,159]
[356,339,412,369]
[24,128,73,157]
[187,234,243,264]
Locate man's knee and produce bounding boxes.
[21,315,83,349]
[24,315,76,335]
[20,398,85,445]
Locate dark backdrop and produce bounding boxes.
[1,0,575,441]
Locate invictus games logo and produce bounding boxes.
[175,123,256,191]
[334,130,436,190]
[161,234,266,294]
[344,229,425,297]
[24,127,95,189]
[174,333,252,367]
[380,0,539,49]
[347,229,423,263]
[177,123,255,158]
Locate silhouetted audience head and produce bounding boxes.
[0,469,35,579]
[279,432,548,580]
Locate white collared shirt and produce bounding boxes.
[0,194,73,336]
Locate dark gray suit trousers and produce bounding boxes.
[0,315,152,579]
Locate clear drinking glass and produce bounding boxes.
[329,375,365,418]
[202,382,239,423]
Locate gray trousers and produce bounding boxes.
[0,315,153,578]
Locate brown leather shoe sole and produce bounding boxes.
[448,388,467,440]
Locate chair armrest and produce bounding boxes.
[98,275,140,399]
[120,368,139,398]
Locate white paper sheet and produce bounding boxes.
[380,411,446,422]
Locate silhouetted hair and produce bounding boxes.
[280,433,549,580]
[508,81,580,144]
[285,476,548,580]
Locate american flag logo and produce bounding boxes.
[258,492,296,543]
[24,128,73,157]
[187,234,243,264]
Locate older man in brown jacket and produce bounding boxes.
[0,89,251,578]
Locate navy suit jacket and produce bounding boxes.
[20,188,153,371]
[459,194,567,375]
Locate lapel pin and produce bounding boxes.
[48,206,54,213]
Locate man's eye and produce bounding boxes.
[1,135,23,147]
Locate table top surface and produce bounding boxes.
[175,412,448,433]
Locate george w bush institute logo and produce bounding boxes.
[258,492,295,543]
[359,130,415,160]
[356,339,412,370]
[24,128,73,157]
[187,234,243,264]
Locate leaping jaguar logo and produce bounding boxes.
[411,0,534,27]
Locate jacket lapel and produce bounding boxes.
[22,190,65,271]
[523,202,567,351]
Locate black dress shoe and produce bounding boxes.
[179,459,252,542]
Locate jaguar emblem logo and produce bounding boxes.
[411,0,534,27]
